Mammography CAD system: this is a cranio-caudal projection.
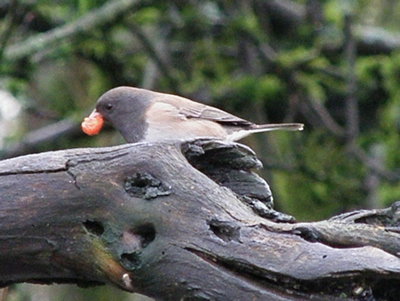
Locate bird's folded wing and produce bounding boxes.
[154,94,254,126]
[179,105,253,126]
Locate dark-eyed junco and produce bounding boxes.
[82,86,304,143]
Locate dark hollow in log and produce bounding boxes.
[0,139,400,300]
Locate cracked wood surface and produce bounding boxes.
[1,139,400,300]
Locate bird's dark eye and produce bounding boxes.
[105,104,113,111]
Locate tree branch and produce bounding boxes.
[255,0,400,55]
[343,15,359,146]
[4,0,141,61]
[128,22,180,91]
[0,118,82,159]
[1,139,400,300]
[0,0,18,64]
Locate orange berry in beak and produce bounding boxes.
[81,110,104,136]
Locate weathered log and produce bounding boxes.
[0,139,400,301]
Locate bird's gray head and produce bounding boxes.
[95,86,154,143]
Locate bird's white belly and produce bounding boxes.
[144,119,228,142]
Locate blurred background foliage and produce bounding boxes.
[1,0,400,299]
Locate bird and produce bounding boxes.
[81,86,304,143]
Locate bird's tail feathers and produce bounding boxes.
[226,123,304,141]
[253,123,304,132]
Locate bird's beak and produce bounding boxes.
[81,109,105,136]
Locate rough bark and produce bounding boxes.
[0,139,400,301]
